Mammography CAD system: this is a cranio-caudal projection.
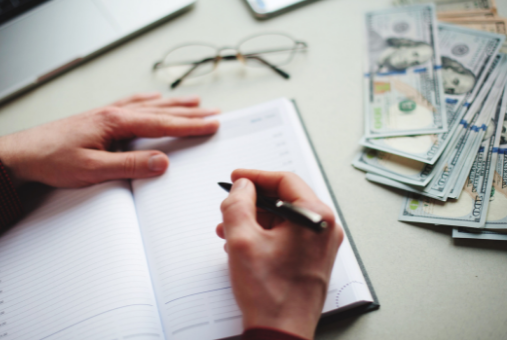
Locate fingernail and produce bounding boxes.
[148,155,167,172]
[231,178,248,191]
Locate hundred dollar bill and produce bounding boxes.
[448,62,507,198]
[483,87,507,231]
[399,84,506,228]
[393,0,497,12]
[439,17,507,53]
[366,172,446,201]
[484,145,507,231]
[452,228,507,240]
[354,57,506,192]
[364,110,480,200]
[437,10,497,20]
[361,25,504,164]
[352,148,435,186]
[447,128,484,199]
[364,5,447,138]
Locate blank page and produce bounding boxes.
[0,181,164,339]
[131,98,373,340]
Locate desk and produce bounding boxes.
[1,0,506,339]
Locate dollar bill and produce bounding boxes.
[484,145,507,230]
[393,0,497,12]
[448,60,507,197]
[437,10,497,20]
[452,91,507,234]
[447,129,484,199]
[361,25,505,164]
[354,56,506,193]
[452,228,507,240]
[399,84,506,228]
[364,110,480,200]
[366,172,447,200]
[352,148,435,186]
[439,17,507,53]
[483,86,507,231]
[364,5,447,138]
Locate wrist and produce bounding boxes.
[241,281,327,340]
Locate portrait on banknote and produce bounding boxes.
[441,56,476,94]
[377,37,433,71]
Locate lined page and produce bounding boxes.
[131,98,373,340]
[0,181,164,339]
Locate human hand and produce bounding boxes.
[217,169,343,339]
[0,93,219,187]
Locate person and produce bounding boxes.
[377,37,433,71]
[0,93,343,340]
[441,56,476,95]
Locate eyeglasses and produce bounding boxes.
[153,32,308,89]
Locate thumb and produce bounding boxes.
[220,178,258,239]
[86,150,169,181]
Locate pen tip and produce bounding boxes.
[218,182,232,192]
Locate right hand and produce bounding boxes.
[217,169,343,339]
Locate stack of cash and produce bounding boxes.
[353,2,507,242]
[396,0,507,52]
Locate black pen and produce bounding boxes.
[218,182,328,233]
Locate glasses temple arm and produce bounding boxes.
[247,55,290,79]
[170,57,216,89]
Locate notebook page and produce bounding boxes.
[0,181,164,339]
[131,98,373,340]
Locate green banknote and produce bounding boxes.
[364,5,446,138]
[399,84,507,228]
[393,0,496,11]
[362,25,505,163]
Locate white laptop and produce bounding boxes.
[0,0,195,104]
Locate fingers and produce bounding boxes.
[231,169,335,227]
[125,96,201,108]
[111,93,203,110]
[231,169,319,203]
[81,150,169,182]
[220,178,258,239]
[111,92,162,107]
[216,223,225,239]
[131,106,220,118]
[96,107,220,139]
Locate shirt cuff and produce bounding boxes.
[0,160,22,230]
[242,327,310,340]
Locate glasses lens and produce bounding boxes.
[239,33,299,67]
[159,44,217,80]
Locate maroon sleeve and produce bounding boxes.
[0,160,22,229]
[242,327,310,340]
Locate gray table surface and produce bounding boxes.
[1,0,506,339]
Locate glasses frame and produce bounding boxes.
[153,32,308,89]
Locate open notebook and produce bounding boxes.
[0,98,379,340]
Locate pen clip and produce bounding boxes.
[277,201,325,225]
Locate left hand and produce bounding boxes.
[0,92,220,187]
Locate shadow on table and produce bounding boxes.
[453,238,507,251]
[401,221,507,251]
